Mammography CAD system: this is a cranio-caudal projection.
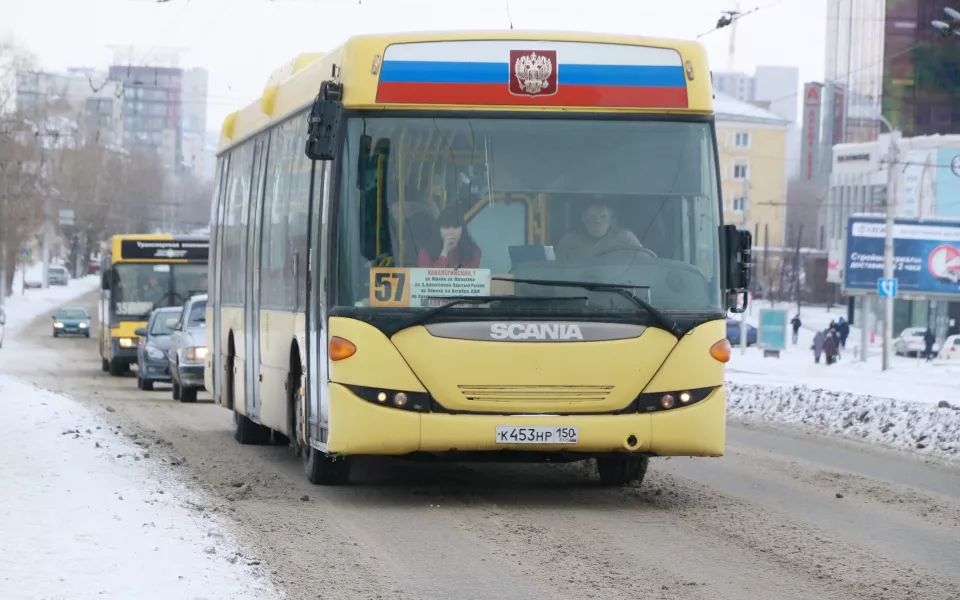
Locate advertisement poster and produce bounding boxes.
[843,217,960,298]
[935,148,960,219]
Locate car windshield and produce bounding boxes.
[150,311,181,335]
[57,309,87,319]
[109,263,208,321]
[187,300,207,327]
[334,116,722,318]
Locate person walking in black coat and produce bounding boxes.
[923,328,936,361]
[837,317,850,349]
[791,315,802,345]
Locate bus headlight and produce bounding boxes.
[346,385,430,412]
[119,337,135,348]
[635,387,717,413]
[185,347,207,362]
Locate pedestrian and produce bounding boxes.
[837,317,850,349]
[823,331,838,365]
[813,330,825,364]
[791,314,802,345]
[923,327,936,361]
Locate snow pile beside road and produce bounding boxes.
[0,376,281,600]
[727,382,960,460]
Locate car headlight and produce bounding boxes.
[185,346,207,362]
[145,346,165,360]
[54,322,64,328]
[79,322,88,328]
[118,337,135,348]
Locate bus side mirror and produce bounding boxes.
[304,81,343,161]
[723,225,752,313]
[101,267,110,290]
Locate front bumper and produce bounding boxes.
[139,357,171,381]
[325,383,726,458]
[110,340,138,365]
[55,325,89,335]
[177,364,205,388]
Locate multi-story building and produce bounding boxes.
[825,133,960,338]
[14,68,123,146]
[715,92,791,249]
[107,63,209,177]
[712,66,800,123]
[825,0,886,143]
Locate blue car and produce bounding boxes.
[52,307,91,338]
[726,318,757,346]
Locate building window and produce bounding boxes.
[733,163,749,180]
[732,197,746,212]
[734,132,751,148]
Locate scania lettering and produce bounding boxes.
[489,323,585,341]
[207,32,752,487]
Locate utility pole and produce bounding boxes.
[878,116,899,371]
[860,296,870,362]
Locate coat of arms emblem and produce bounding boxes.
[509,50,558,97]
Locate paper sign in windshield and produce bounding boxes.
[369,268,491,307]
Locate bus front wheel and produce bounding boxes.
[101,358,109,372]
[596,455,649,487]
[108,359,126,377]
[233,411,271,445]
[303,447,350,486]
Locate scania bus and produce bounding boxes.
[100,234,209,376]
[206,32,752,486]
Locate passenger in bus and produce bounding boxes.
[418,204,482,269]
[555,196,646,262]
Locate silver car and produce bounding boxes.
[167,294,207,403]
[47,265,69,286]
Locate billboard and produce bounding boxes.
[801,83,822,182]
[843,216,960,298]
[935,148,960,219]
[758,309,788,350]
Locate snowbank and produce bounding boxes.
[0,376,281,600]
[727,382,960,460]
[2,266,100,336]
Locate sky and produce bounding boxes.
[1,0,828,131]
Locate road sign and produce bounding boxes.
[878,278,898,298]
[19,249,32,262]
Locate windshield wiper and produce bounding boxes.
[399,295,587,331]
[493,277,683,339]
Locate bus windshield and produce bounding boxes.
[334,116,723,316]
[110,264,208,320]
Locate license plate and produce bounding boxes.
[495,426,579,445]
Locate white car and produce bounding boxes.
[940,334,960,360]
[0,306,6,349]
[893,327,941,357]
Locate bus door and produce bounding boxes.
[306,161,332,443]
[211,159,229,403]
[244,135,269,420]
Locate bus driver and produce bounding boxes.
[555,196,648,262]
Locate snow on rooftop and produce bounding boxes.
[714,91,791,125]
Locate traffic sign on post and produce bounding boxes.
[19,249,32,263]
[877,278,898,298]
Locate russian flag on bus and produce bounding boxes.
[375,40,689,109]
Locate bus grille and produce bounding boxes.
[457,385,614,404]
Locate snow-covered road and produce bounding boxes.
[0,376,281,600]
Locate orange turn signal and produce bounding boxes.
[329,336,357,361]
[710,339,732,363]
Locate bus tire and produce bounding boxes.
[172,380,181,400]
[102,358,109,372]
[596,455,649,487]
[303,447,351,486]
[234,411,271,445]
[108,359,126,377]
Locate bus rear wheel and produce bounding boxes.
[596,455,649,487]
[101,358,109,372]
[234,411,271,445]
[303,447,351,486]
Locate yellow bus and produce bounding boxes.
[100,234,209,376]
[207,31,752,486]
